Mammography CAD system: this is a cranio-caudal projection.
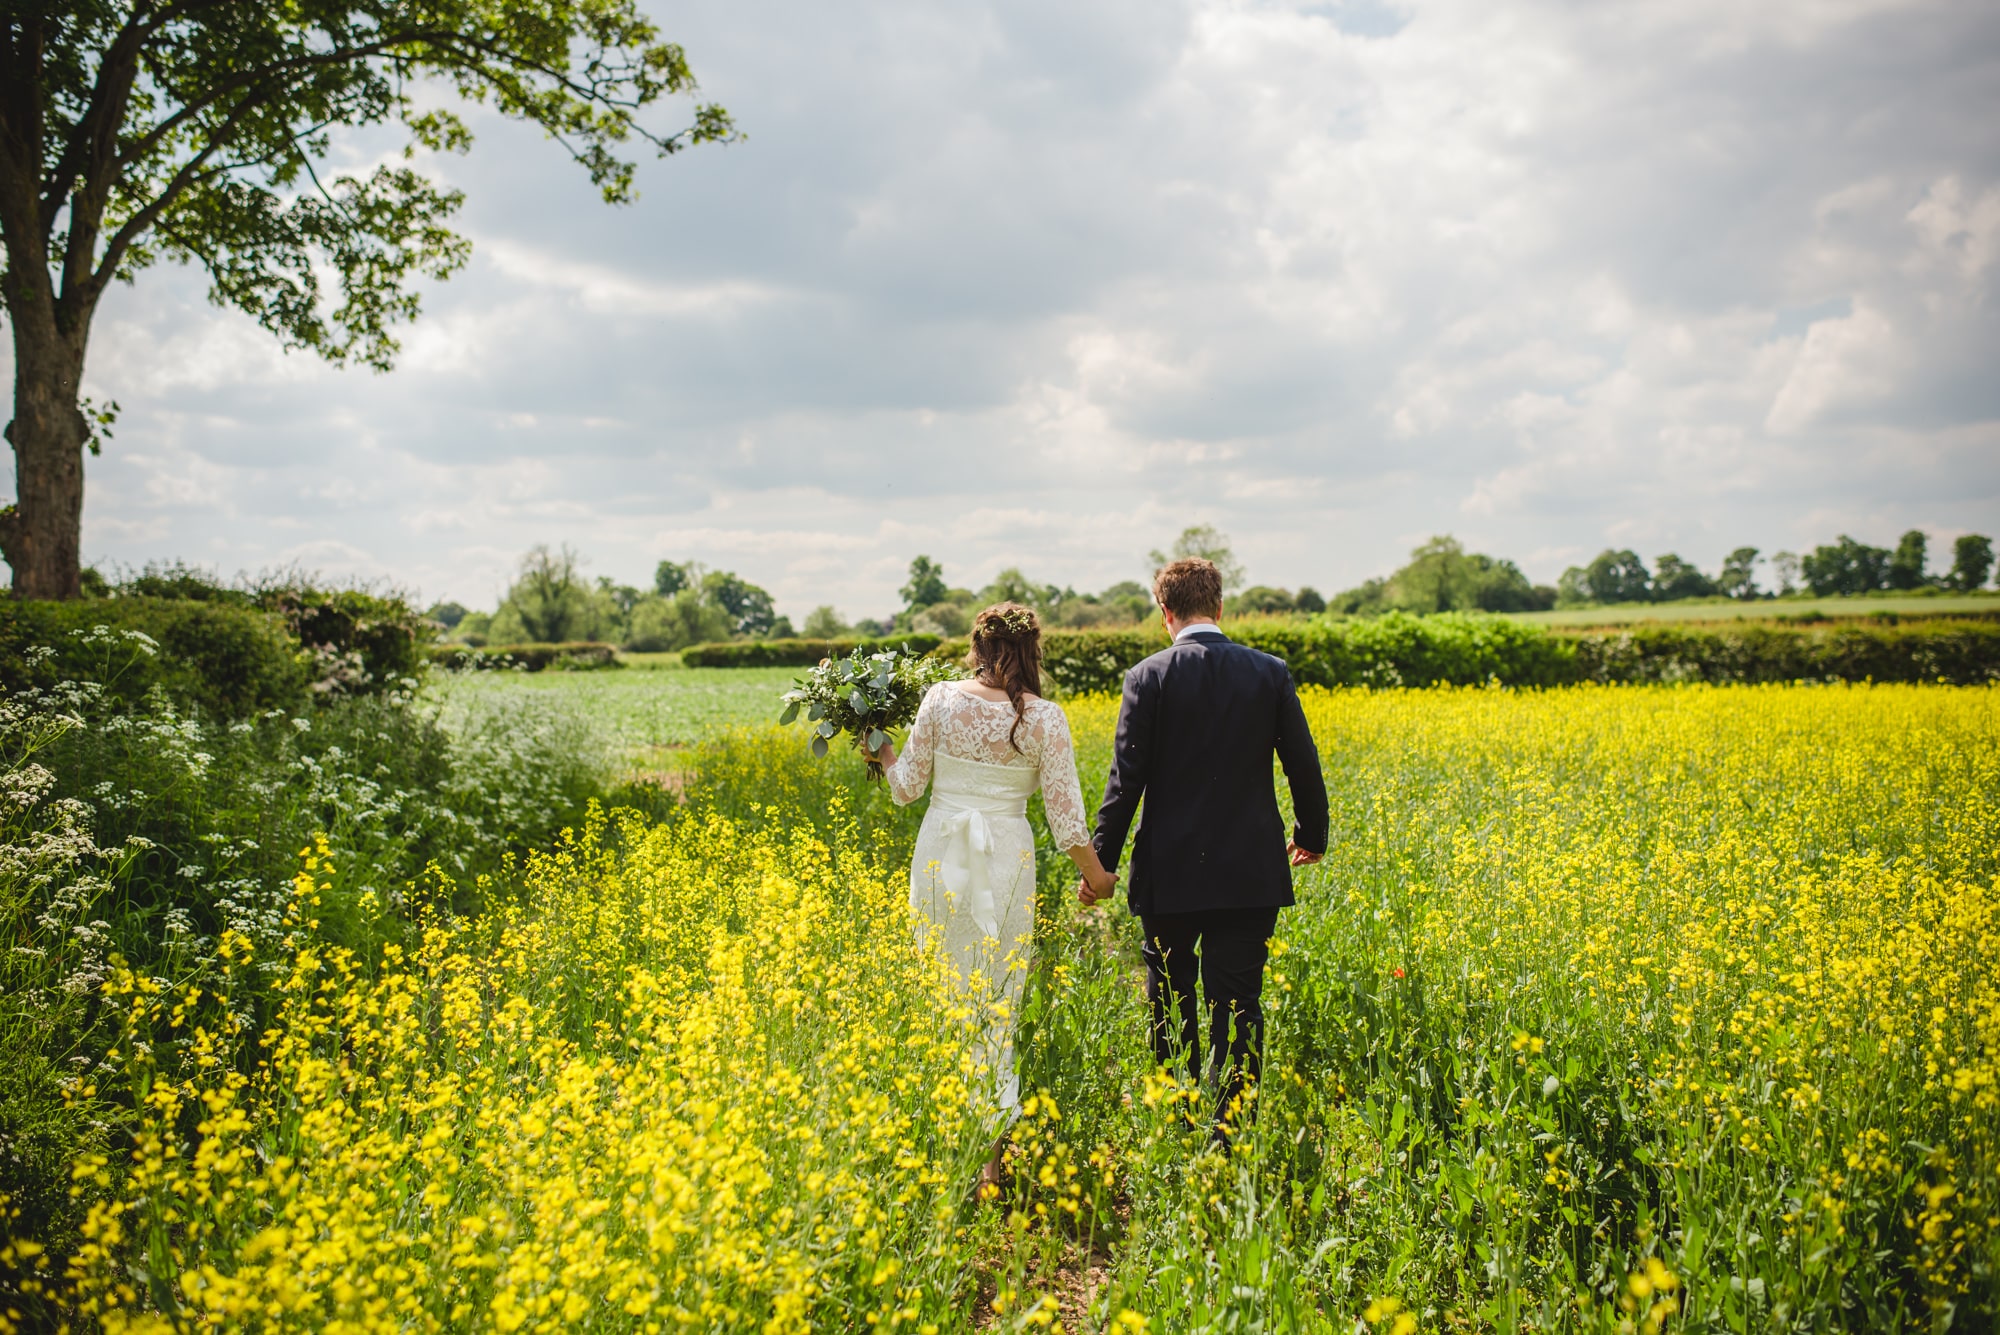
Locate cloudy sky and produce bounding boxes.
[27,0,2000,619]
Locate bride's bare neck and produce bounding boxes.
[958,678,1035,704]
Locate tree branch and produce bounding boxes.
[112,26,452,175]
[87,81,279,295]
[117,18,675,183]
[39,4,154,243]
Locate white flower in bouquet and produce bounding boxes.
[779,648,965,778]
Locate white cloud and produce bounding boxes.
[7,0,1992,615]
[1764,303,1904,435]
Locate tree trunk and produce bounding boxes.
[2,308,90,600]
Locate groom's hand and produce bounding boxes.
[1077,871,1117,905]
[1288,841,1322,867]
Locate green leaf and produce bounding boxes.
[816,720,837,738]
[810,734,829,759]
[779,701,800,726]
[867,729,889,751]
[808,702,825,721]
[849,688,869,715]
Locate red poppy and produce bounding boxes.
[1393,967,1405,979]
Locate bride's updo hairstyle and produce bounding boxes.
[970,601,1043,752]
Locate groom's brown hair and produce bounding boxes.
[1153,558,1224,620]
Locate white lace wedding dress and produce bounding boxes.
[885,681,1090,1115]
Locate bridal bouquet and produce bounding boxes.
[779,648,965,779]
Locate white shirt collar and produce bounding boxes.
[1174,622,1225,642]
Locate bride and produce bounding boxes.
[874,602,1117,1185]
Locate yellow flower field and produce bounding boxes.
[6,683,1996,1331]
[45,814,1004,1333]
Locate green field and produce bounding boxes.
[1501,592,2000,627]
[433,658,801,762]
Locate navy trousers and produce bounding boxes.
[1139,906,1281,1134]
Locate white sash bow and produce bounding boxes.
[931,789,1021,940]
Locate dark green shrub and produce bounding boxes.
[1568,619,2000,684]
[0,598,306,716]
[1033,615,1574,694]
[97,563,432,697]
[116,559,247,603]
[1037,628,1167,694]
[257,583,432,692]
[428,641,623,672]
[1249,613,1578,688]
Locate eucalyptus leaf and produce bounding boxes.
[849,688,869,715]
[817,720,838,738]
[810,734,829,758]
[779,701,800,726]
[867,729,889,752]
[809,702,825,721]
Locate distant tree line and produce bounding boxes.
[425,525,1998,650]
[1330,537,1557,616]
[798,526,1328,641]
[1551,531,1994,606]
[431,546,787,652]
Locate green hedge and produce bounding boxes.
[0,598,307,716]
[428,642,623,672]
[1036,628,1166,694]
[680,634,945,668]
[1245,615,1577,690]
[88,566,431,696]
[262,586,430,691]
[679,615,2000,691]
[1034,614,1572,694]
[1568,619,2000,685]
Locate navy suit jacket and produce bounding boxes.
[1093,629,1329,916]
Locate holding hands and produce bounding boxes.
[1076,866,1118,906]
[1069,844,1119,907]
[1076,842,1315,906]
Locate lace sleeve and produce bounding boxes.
[885,684,940,806]
[1035,704,1091,849]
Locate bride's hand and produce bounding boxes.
[1077,869,1117,906]
[874,738,898,768]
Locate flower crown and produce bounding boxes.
[976,605,1039,636]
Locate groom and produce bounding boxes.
[1082,557,1328,1136]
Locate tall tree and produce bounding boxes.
[1769,551,1801,596]
[1802,536,1890,597]
[801,604,846,638]
[980,566,1064,613]
[654,560,695,597]
[1887,530,1929,590]
[1149,524,1245,593]
[1716,547,1760,600]
[1948,534,1994,592]
[900,555,946,610]
[1,5,731,599]
[507,543,585,642]
[1651,553,1716,602]
[701,569,776,637]
[1388,535,1468,613]
[1581,549,1651,604]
